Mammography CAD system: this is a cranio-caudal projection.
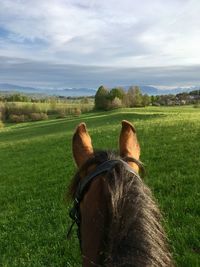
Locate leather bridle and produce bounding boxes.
[67,157,143,246]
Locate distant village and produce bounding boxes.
[94,86,200,110]
[150,90,200,106]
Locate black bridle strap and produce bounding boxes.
[67,159,141,241]
[75,159,140,202]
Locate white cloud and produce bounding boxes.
[0,0,200,67]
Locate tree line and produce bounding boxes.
[95,85,150,110]
[151,90,200,106]
[95,86,200,110]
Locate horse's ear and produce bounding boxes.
[119,120,140,173]
[72,122,94,167]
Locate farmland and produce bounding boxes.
[0,106,199,266]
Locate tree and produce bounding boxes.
[189,90,200,96]
[126,86,143,107]
[108,87,126,101]
[94,85,109,110]
[142,94,150,106]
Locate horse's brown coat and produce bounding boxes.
[119,120,140,172]
[70,121,174,267]
[73,122,94,168]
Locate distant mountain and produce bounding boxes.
[0,83,96,97]
[0,83,199,97]
[63,88,96,96]
[97,84,199,95]
[0,83,38,92]
[137,85,160,95]
[125,85,199,95]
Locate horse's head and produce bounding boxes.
[68,120,173,267]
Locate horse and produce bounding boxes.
[68,120,174,267]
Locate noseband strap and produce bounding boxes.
[67,158,142,243]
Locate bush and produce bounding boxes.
[0,103,5,121]
[6,103,23,116]
[9,114,26,123]
[106,97,122,110]
[81,106,93,113]
[0,103,6,121]
[152,102,160,106]
[56,108,67,118]
[0,120,4,129]
[29,113,48,121]
[193,104,200,108]
[73,108,82,116]
[4,103,44,119]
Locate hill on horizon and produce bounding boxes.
[0,83,198,97]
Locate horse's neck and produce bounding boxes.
[80,176,109,267]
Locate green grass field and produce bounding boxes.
[0,106,199,267]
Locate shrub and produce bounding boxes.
[152,102,160,106]
[0,103,6,121]
[9,114,26,123]
[81,106,93,113]
[56,108,67,118]
[4,102,44,119]
[0,120,4,129]
[73,108,82,116]
[20,104,32,115]
[193,103,200,108]
[6,103,22,116]
[106,97,122,110]
[29,113,48,121]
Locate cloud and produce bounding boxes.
[0,0,200,67]
[0,0,200,88]
[1,56,200,88]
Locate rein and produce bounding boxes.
[67,157,143,246]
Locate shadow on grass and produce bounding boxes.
[0,110,166,144]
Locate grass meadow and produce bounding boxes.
[0,106,199,266]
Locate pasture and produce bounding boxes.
[0,106,199,266]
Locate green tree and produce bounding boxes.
[95,85,109,110]
[126,86,143,107]
[142,94,150,106]
[108,87,126,101]
[151,95,156,104]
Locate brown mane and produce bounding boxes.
[68,150,174,267]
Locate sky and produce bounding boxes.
[0,0,200,89]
